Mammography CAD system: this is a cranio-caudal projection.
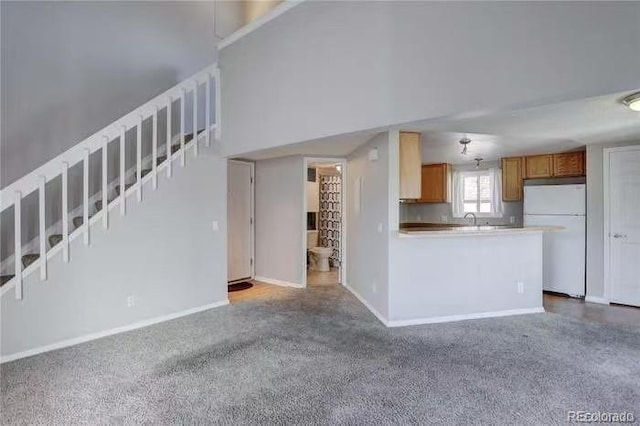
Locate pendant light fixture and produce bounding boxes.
[459,137,472,155]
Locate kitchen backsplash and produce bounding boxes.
[400,201,524,227]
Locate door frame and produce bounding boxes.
[228,159,255,283]
[603,145,640,304]
[302,157,347,288]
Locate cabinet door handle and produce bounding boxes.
[612,233,627,239]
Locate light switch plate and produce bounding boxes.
[212,221,219,231]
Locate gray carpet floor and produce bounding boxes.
[1,283,639,424]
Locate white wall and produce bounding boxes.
[345,132,391,319]
[219,1,640,157]
[1,148,228,359]
[388,233,543,323]
[254,156,304,285]
[586,140,640,300]
[1,1,216,188]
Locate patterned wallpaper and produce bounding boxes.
[319,174,342,267]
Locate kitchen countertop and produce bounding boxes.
[398,222,563,237]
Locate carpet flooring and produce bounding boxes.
[1,283,639,424]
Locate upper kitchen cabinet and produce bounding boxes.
[419,163,451,203]
[399,132,422,199]
[553,151,585,177]
[502,156,525,201]
[525,154,554,179]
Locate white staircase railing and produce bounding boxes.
[0,63,221,300]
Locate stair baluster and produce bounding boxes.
[102,137,109,228]
[62,162,69,261]
[193,81,199,157]
[152,106,158,189]
[180,88,186,166]
[14,191,22,300]
[206,74,211,147]
[137,116,143,202]
[83,149,90,246]
[214,68,221,140]
[119,125,126,216]
[166,97,173,178]
[39,176,47,280]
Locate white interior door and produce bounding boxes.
[608,148,640,307]
[228,161,253,283]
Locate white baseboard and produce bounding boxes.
[585,295,610,305]
[342,283,389,326]
[0,299,229,364]
[254,276,305,288]
[386,307,546,328]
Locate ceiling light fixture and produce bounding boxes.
[622,92,640,112]
[474,158,483,168]
[459,137,472,155]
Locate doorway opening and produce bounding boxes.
[303,158,346,287]
[227,160,255,292]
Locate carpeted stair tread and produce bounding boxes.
[114,183,134,196]
[171,144,181,154]
[72,216,93,229]
[0,275,15,286]
[22,254,40,268]
[141,168,151,178]
[156,156,167,166]
[184,129,205,143]
[49,234,63,248]
[95,199,116,211]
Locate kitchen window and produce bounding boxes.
[452,168,503,217]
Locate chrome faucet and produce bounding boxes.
[464,212,477,226]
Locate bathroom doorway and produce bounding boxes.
[303,158,346,287]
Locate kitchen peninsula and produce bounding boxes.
[387,223,548,326]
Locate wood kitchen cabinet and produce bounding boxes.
[399,132,422,199]
[419,163,451,203]
[502,156,525,201]
[502,150,586,201]
[525,154,554,179]
[553,151,585,177]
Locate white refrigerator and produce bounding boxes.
[524,184,586,297]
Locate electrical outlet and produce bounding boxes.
[127,295,135,307]
[441,215,448,223]
[212,221,219,231]
[509,216,516,225]
[417,215,422,221]
[377,223,383,233]
[372,281,377,294]
[517,282,524,294]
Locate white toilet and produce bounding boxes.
[307,230,333,272]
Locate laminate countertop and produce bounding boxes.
[398,223,563,238]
